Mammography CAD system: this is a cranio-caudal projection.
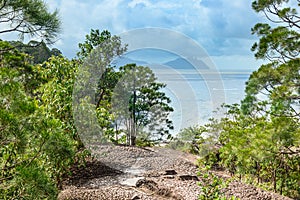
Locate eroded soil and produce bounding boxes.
[58,145,293,200]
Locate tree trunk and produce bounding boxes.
[256,161,260,184]
[130,78,137,146]
[273,167,277,193]
[115,122,118,143]
[131,136,136,146]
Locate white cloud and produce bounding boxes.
[40,0,263,63]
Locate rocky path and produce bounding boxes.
[58,145,293,200]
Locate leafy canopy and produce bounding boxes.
[113,64,174,145]
[0,0,61,44]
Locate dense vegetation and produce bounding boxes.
[0,1,78,198]
[174,0,300,199]
[0,1,174,199]
[0,0,61,44]
[0,0,299,199]
[9,40,62,64]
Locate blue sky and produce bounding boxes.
[44,0,266,71]
[14,0,268,130]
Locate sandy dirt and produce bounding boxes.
[58,145,293,200]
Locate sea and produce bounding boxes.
[153,69,251,134]
[113,51,252,135]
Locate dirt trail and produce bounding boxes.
[58,145,293,200]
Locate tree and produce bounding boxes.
[169,125,206,154]
[211,1,300,197]
[196,2,299,198]
[77,29,114,60]
[76,29,126,107]
[75,30,173,146]
[0,41,75,199]
[50,47,62,57]
[73,29,127,145]
[218,103,300,197]
[9,40,62,64]
[244,0,300,164]
[37,56,81,146]
[243,0,300,118]
[112,64,174,146]
[0,0,61,44]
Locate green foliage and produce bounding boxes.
[73,29,127,145]
[171,117,223,159]
[216,1,300,197]
[95,67,122,109]
[38,56,77,121]
[242,59,300,117]
[248,0,299,119]
[247,0,299,119]
[199,101,300,197]
[197,104,299,198]
[0,42,76,199]
[169,125,205,154]
[135,131,156,147]
[113,64,174,145]
[198,167,238,200]
[9,40,62,64]
[252,0,300,33]
[77,29,115,60]
[75,30,174,146]
[37,56,83,149]
[0,0,61,44]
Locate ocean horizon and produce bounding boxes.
[160,71,250,134]
[113,50,253,135]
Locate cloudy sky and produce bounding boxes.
[43,0,265,71]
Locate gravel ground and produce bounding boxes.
[224,181,293,200]
[58,145,293,200]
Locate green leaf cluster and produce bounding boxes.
[0,0,61,44]
[113,64,174,145]
[0,42,76,199]
[198,167,238,200]
[193,1,300,198]
[9,40,62,64]
[75,30,174,146]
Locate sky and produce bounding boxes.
[6,0,267,71]
[44,0,266,71]
[0,0,270,131]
